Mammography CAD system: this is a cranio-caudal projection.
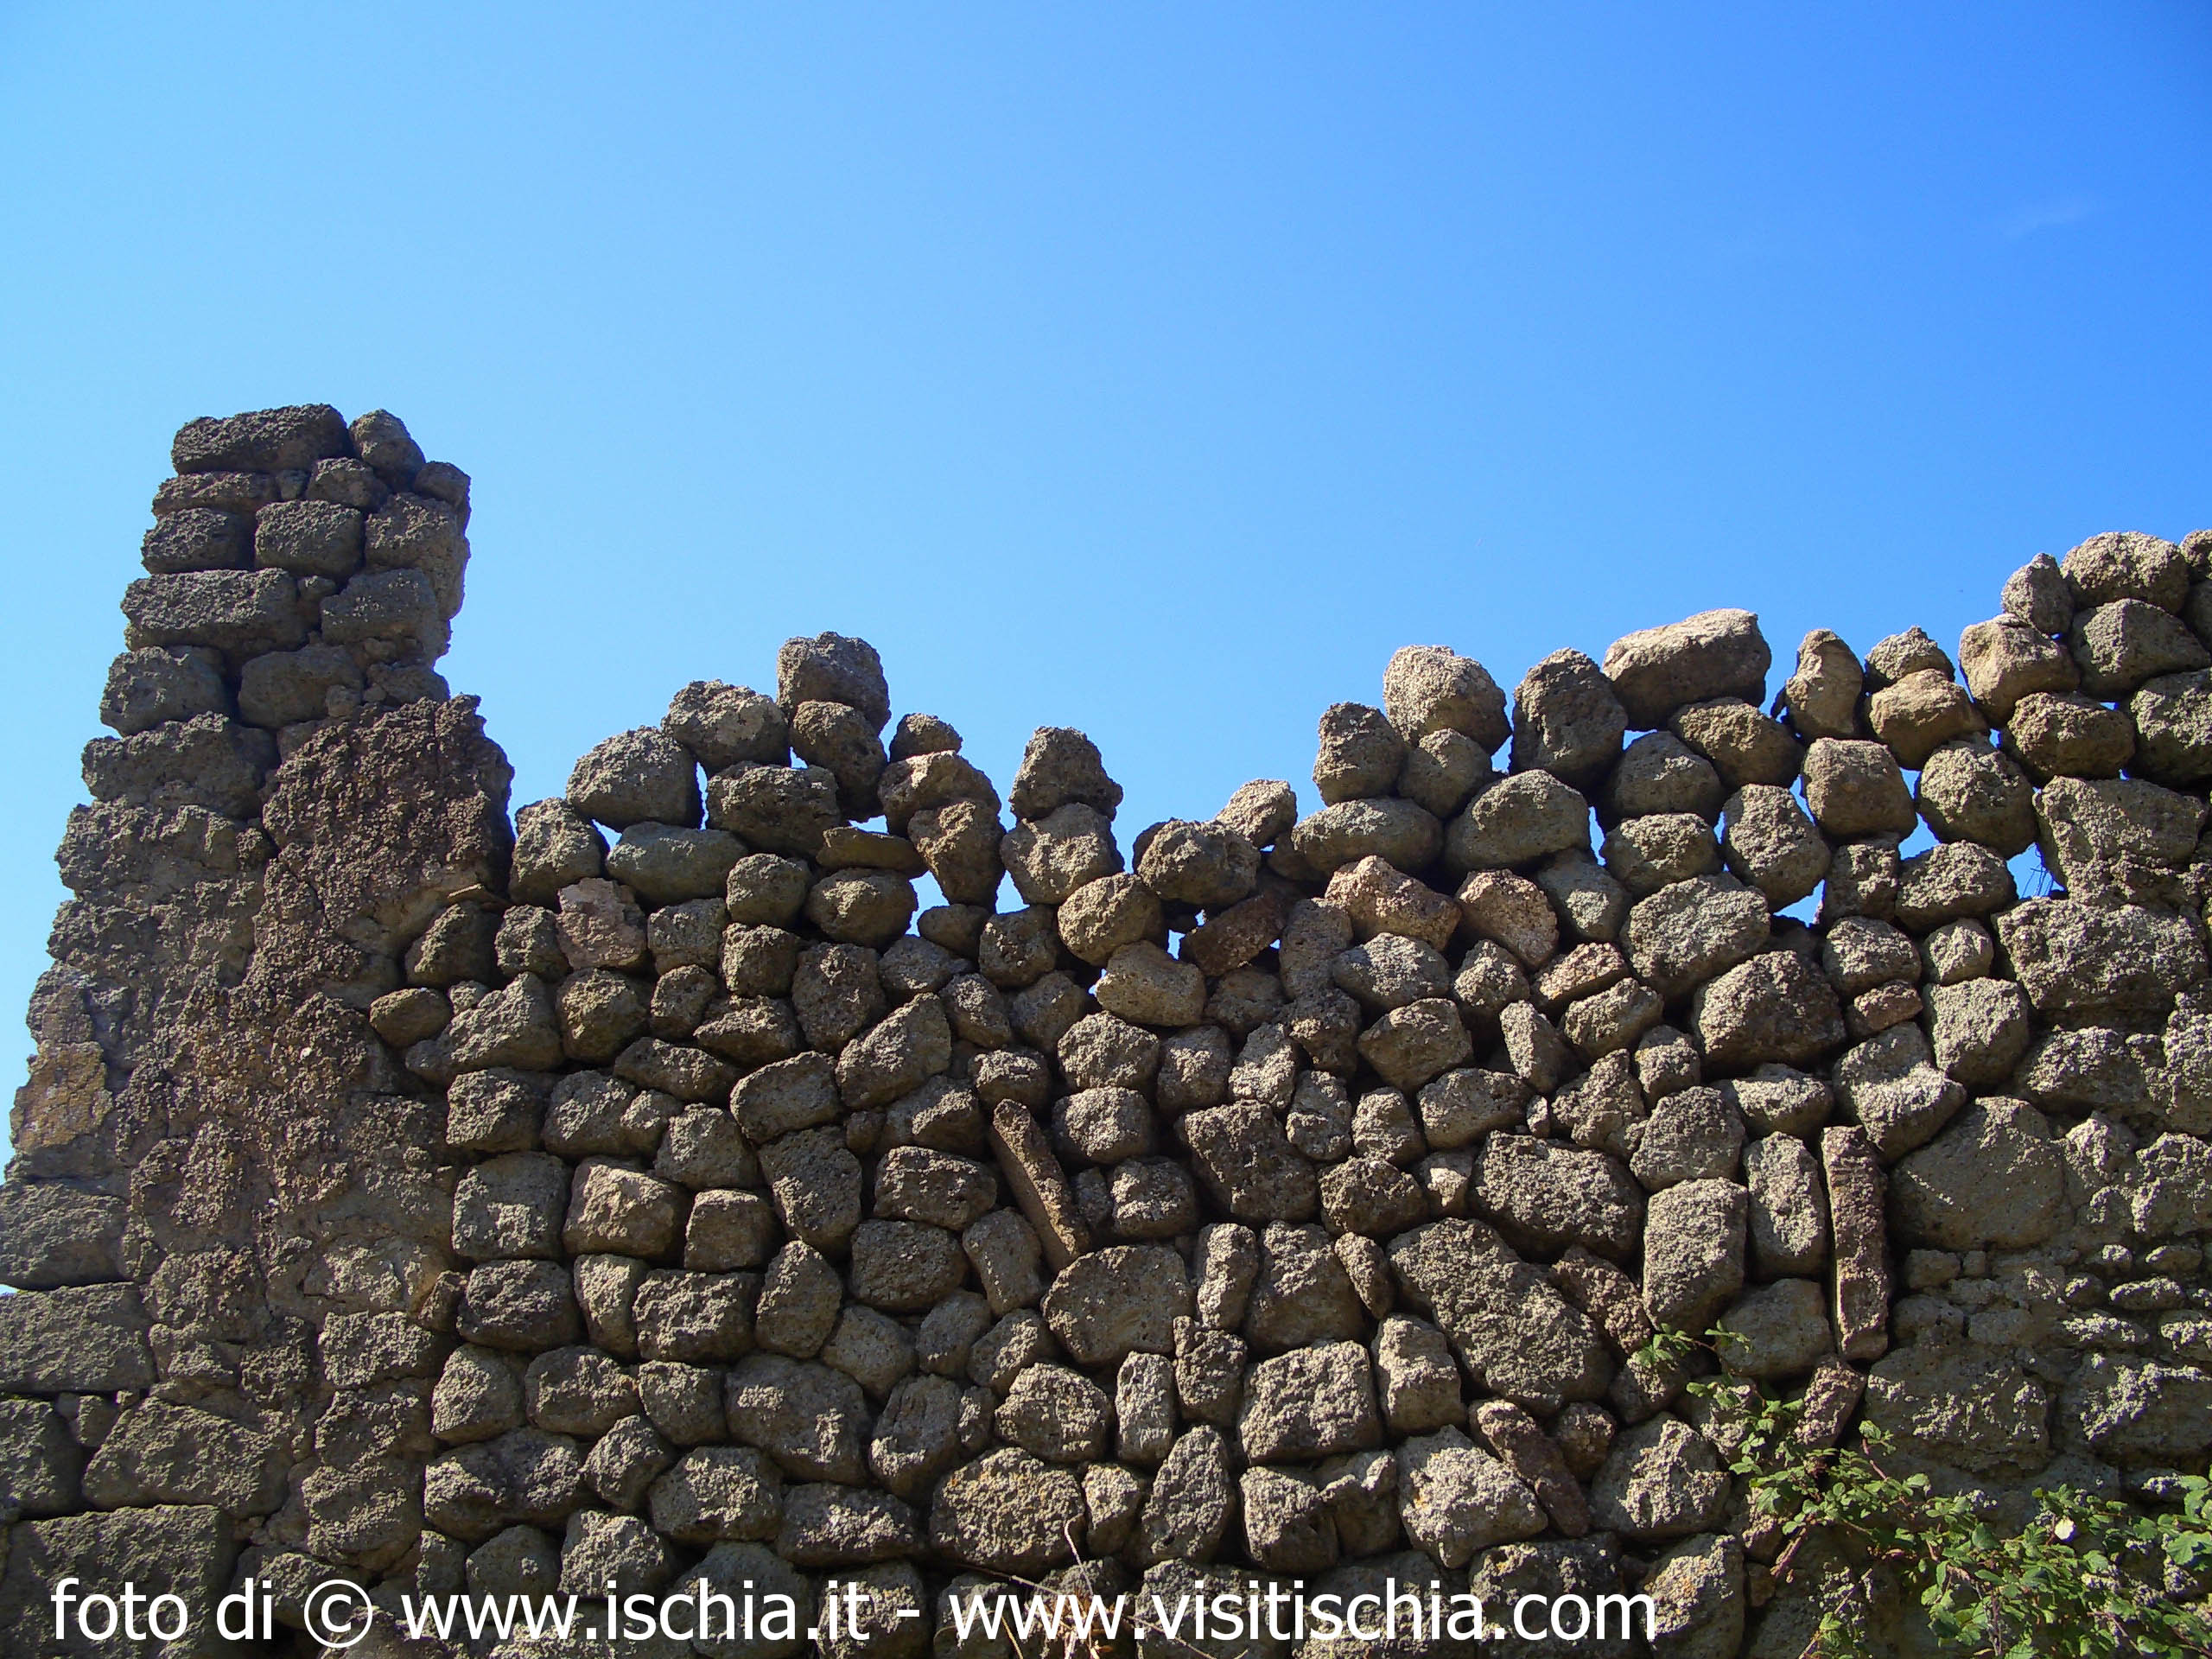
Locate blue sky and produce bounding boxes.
[2,4,2208,1125]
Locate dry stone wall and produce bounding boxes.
[3,404,2211,1656]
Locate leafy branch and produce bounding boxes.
[1687,1372,2212,1658]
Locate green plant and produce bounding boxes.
[1629,1321,1700,1374]
[1690,1373,2212,1657]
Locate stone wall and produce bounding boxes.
[2,404,2209,1656]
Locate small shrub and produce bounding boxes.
[1687,1362,2212,1657]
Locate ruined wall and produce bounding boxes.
[3,404,2210,1656]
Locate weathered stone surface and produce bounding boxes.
[1689,951,1845,1071]
[1358,996,1474,1090]
[1313,701,1406,804]
[758,1126,863,1254]
[1630,1087,1745,1190]
[1287,797,1446,876]
[1388,645,1510,748]
[1743,1133,1828,1278]
[1643,1533,1746,1659]
[1821,1126,1891,1363]
[1802,737,1916,838]
[648,1446,784,1543]
[1622,874,1769,999]
[569,728,702,831]
[1511,649,1625,788]
[1095,941,1207,1027]
[1446,770,1592,874]
[1041,1245,1192,1366]
[2071,598,2209,698]
[1475,1136,1644,1260]
[725,1355,869,1484]
[1179,1102,1319,1223]
[1389,1219,1611,1412]
[1863,1345,2049,1477]
[1641,1179,1745,1333]
[1832,1024,1965,1159]
[1605,730,1725,825]
[1602,609,1770,729]
[2066,529,2189,612]
[1239,1342,1382,1462]
[1135,1426,1237,1566]
[1916,738,2037,854]
[2006,690,2137,779]
[2069,1355,2212,1466]
[632,1269,754,1363]
[1869,667,1986,768]
[1720,784,1829,906]
[986,1099,1090,1270]
[2132,669,2212,788]
[1782,628,1863,741]
[0,1181,126,1289]
[1889,1100,2065,1249]
[1602,810,1721,898]
[1714,1278,1831,1379]
[2038,773,2204,892]
[1924,975,2032,1087]
[81,711,276,817]
[1994,899,2207,1021]
[1589,1414,1728,1541]
[1395,1427,1547,1567]
[1958,617,2076,722]
[0,1284,156,1393]
[42,423,2212,1609]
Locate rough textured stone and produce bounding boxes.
[569,728,702,831]
[1602,609,1770,728]
[1862,1345,2049,1477]
[1605,730,1726,825]
[1958,617,2076,722]
[1994,899,2207,1021]
[1589,1414,1729,1541]
[1239,1342,1382,1461]
[1889,1100,2065,1249]
[1641,1179,1746,1333]
[1833,1024,1965,1159]
[2006,690,2137,779]
[1782,628,1863,741]
[1674,697,1804,789]
[1623,874,1769,999]
[1822,1126,1891,1363]
[2072,598,2210,697]
[1744,1133,1828,1280]
[1386,645,1510,749]
[1041,1245,1192,1366]
[1389,1220,1611,1412]
[1689,951,1845,1071]
[1510,648,1625,788]
[1916,738,2037,854]
[1802,738,1916,838]
[1446,770,1591,874]
[2131,670,2212,788]
[1475,1136,1644,1259]
[1396,1427,1548,1567]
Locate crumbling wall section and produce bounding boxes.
[3,404,2211,1656]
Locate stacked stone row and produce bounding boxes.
[5,402,2212,1656]
[94,402,468,798]
[324,522,2205,1656]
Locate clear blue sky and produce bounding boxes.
[3,5,2208,1127]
